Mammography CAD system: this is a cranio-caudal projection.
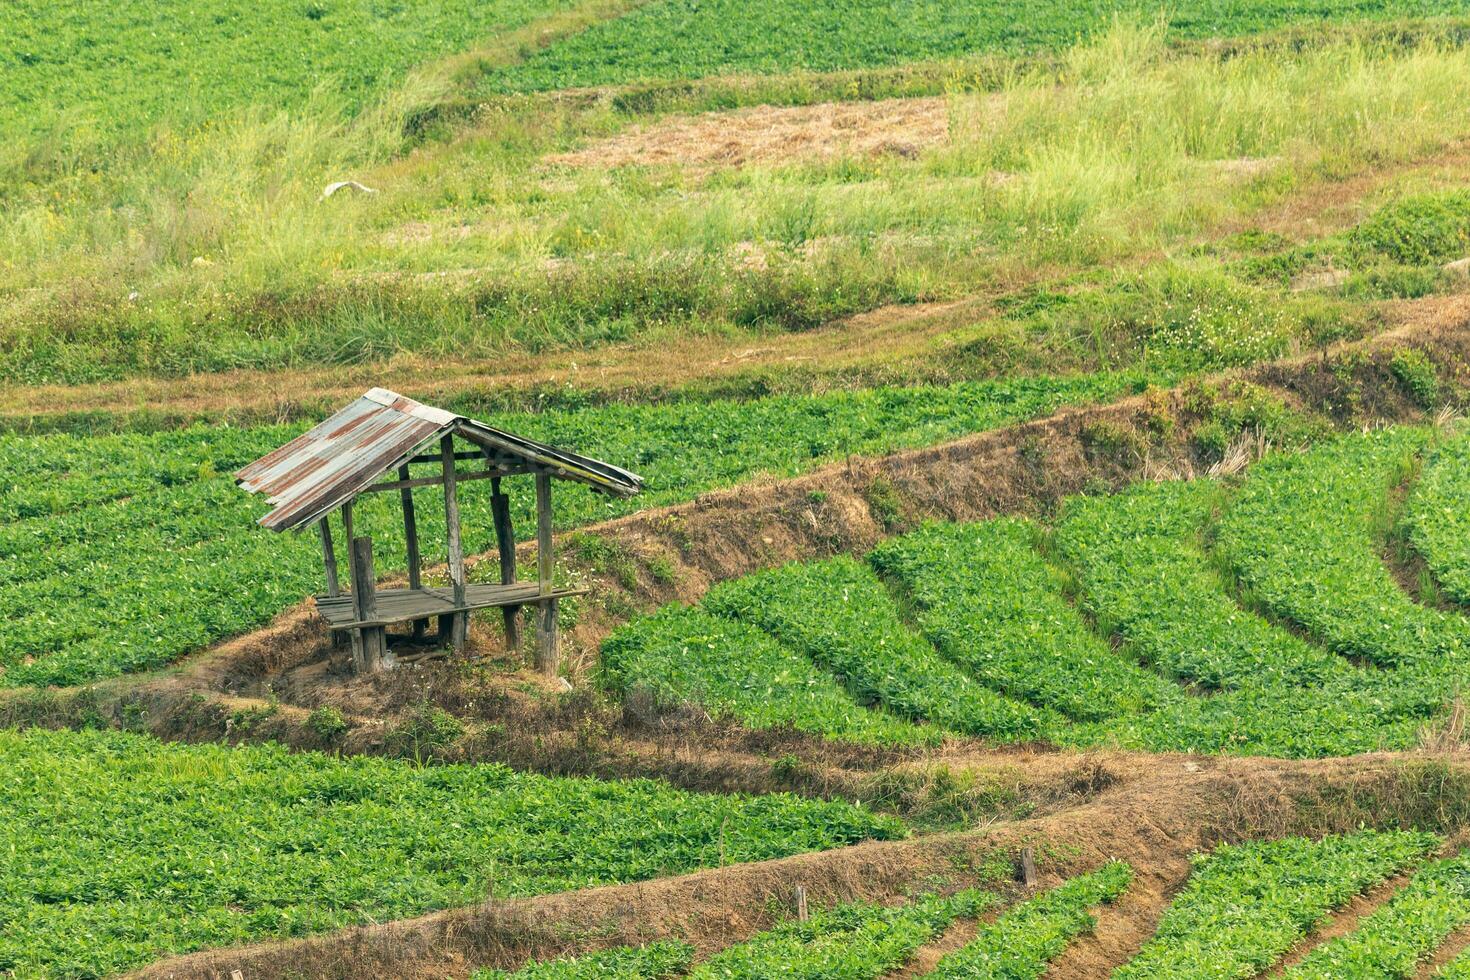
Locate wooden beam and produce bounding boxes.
[317,518,340,597]
[490,477,521,651]
[350,535,387,671]
[407,449,485,465]
[359,468,527,494]
[442,435,467,653]
[398,464,426,641]
[534,472,558,675]
[340,500,354,546]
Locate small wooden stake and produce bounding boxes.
[795,885,809,922]
[442,435,467,653]
[1020,847,1038,887]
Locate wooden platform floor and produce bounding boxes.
[314,583,582,630]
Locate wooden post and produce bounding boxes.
[534,472,559,675]
[795,885,809,922]
[350,535,387,671]
[490,477,521,651]
[442,435,467,653]
[317,517,339,597]
[1020,847,1038,887]
[399,463,426,640]
[340,499,354,544]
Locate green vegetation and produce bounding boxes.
[601,605,928,746]
[1055,480,1345,690]
[475,942,695,980]
[1406,426,1470,604]
[870,519,1180,723]
[703,557,1044,738]
[0,0,573,142]
[12,26,1470,384]
[1216,427,1470,667]
[1282,848,1470,978]
[688,889,994,980]
[1114,832,1439,979]
[1,371,1134,687]
[0,727,904,977]
[926,862,1133,979]
[495,0,1470,91]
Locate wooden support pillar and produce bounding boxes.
[490,476,521,651]
[534,472,559,675]
[341,499,354,544]
[350,535,388,671]
[441,435,468,653]
[398,463,427,640]
[317,517,339,597]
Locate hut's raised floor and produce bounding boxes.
[314,583,583,630]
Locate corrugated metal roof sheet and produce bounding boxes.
[236,388,643,532]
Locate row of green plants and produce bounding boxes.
[1282,847,1470,977]
[0,727,904,978]
[475,864,1131,979]
[1,0,571,144]
[1114,831,1440,978]
[1,371,1133,687]
[493,0,1470,91]
[1407,430,1470,604]
[605,426,1469,757]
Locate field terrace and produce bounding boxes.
[9,5,1470,979]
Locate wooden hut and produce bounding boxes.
[235,388,643,673]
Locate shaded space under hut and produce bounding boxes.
[235,387,642,673]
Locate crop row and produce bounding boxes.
[476,864,1130,979]
[492,0,1470,93]
[1115,831,1439,978]
[2,0,570,142]
[1406,430,1470,604]
[1,372,1131,687]
[1,727,903,978]
[605,425,1469,757]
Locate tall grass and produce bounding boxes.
[5,22,1470,382]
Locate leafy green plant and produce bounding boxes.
[307,706,349,742]
[870,519,1180,722]
[1391,348,1442,408]
[1115,831,1439,979]
[0,728,903,977]
[600,604,929,746]
[1405,428,1470,604]
[474,941,695,979]
[688,888,995,979]
[1282,847,1470,978]
[926,861,1132,978]
[704,557,1046,738]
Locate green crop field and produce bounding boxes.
[0,728,903,977]
[0,371,1136,688]
[493,0,1470,92]
[10,0,1470,975]
[0,0,575,143]
[606,426,1470,757]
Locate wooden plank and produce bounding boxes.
[317,518,340,597]
[1020,847,1038,887]
[490,477,521,651]
[408,449,484,464]
[442,434,467,652]
[340,500,354,548]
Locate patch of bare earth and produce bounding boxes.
[546,95,957,171]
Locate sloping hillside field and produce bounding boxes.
[10,0,1470,977]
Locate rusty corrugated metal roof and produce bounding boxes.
[235,388,642,532]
